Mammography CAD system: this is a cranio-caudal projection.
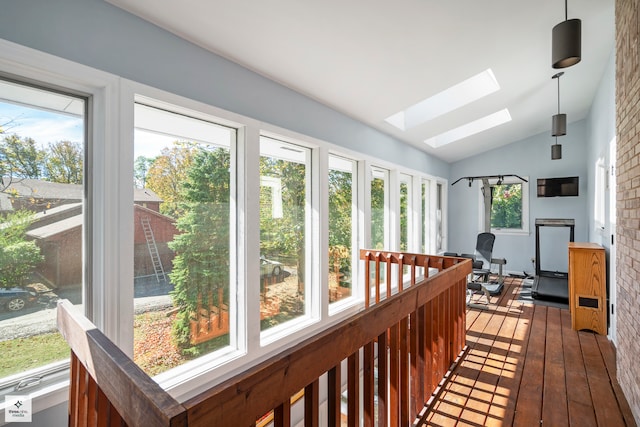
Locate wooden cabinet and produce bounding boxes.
[568,242,607,335]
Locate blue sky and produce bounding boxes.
[0,102,84,147]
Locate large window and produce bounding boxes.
[328,155,356,304]
[370,167,389,251]
[436,182,444,252]
[0,78,86,395]
[399,174,412,252]
[259,137,311,331]
[133,102,235,376]
[0,43,451,414]
[479,177,529,234]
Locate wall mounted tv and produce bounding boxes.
[537,176,579,197]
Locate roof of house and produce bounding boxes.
[2,177,81,200]
[26,204,175,240]
[27,214,82,239]
[1,178,163,203]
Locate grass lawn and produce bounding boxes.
[0,332,69,378]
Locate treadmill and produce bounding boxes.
[531,218,575,302]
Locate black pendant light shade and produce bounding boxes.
[551,72,566,137]
[551,140,562,160]
[552,113,567,136]
[552,1,581,69]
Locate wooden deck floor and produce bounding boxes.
[423,277,637,427]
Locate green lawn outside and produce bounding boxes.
[0,332,69,378]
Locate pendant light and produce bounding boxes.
[552,0,581,69]
[551,72,566,137]
[551,137,562,160]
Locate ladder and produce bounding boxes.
[140,216,166,283]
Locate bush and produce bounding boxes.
[0,241,43,288]
[0,211,43,289]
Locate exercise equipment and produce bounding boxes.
[531,218,574,302]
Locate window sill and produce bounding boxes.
[489,229,530,236]
[0,380,68,427]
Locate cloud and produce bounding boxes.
[0,104,83,146]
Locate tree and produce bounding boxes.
[0,211,43,289]
[328,169,352,249]
[44,140,83,184]
[168,146,230,350]
[491,183,523,229]
[134,156,155,189]
[145,143,196,218]
[370,176,385,250]
[259,157,306,291]
[0,134,43,182]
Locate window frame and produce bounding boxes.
[477,176,530,235]
[0,38,120,414]
[0,39,451,411]
[327,153,359,311]
[131,99,240,378]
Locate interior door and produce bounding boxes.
[608,137,617,342]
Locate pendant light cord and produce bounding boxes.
[565,0,568,21]
[557,75,561,113]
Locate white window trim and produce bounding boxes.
[0,39,452,413]
[477,176,530,235]
[0,38,121,416]
[326,152,360,315]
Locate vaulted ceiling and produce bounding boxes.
[107,0,615,163]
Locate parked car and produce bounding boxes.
[260,256,290,283]
[0,287,39,311]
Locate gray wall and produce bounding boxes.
[0,0,449,179]
[448,121,589,275]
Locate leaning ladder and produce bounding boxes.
[140,216,165,283]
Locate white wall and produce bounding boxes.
[447,46,616,285]
[586,49,616,248]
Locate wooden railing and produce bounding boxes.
[57,251,471,426]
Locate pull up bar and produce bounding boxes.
[451,174,528,187]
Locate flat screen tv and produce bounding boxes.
[537,176,579,197]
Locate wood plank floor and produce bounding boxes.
[423,277,637,427]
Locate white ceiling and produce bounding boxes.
[106,0,615,163]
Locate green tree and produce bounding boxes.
[491,184,522,228]
[370,176,385,250]
[0,134,43,181]
[259,157,306,290]
[146,143,195,218]
[134,156,155,189]
[328,169,352,249]
[0,211,43,289]
[44,140,83,184]
[168,146,230,350]
[328,168,353,287]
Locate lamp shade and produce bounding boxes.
[552,18,581,68]
[552,113,567,136]
[551,143,562,160]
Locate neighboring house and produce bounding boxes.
[1,177,82,213]
[1,178,178,287]
[133,204,178,280]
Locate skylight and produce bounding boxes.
[385,69,500,131]
[424,109,512,148]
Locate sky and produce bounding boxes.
[0,102,84,147]
[0,100,172,159]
